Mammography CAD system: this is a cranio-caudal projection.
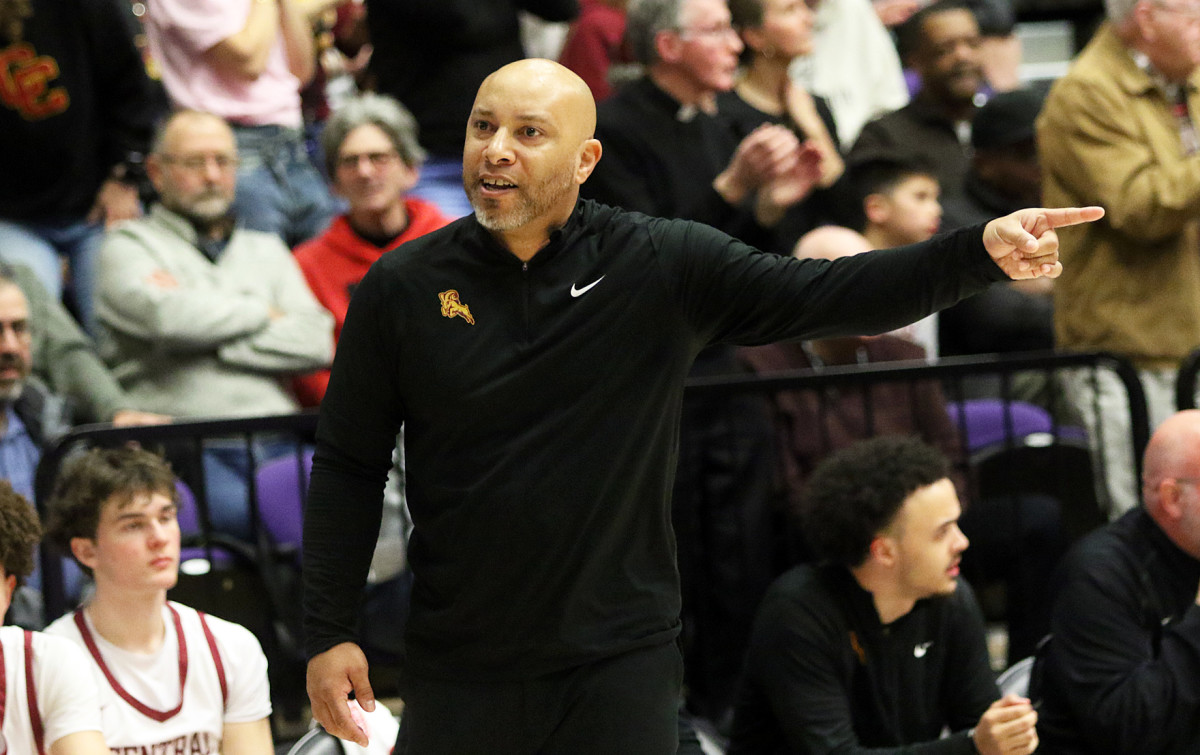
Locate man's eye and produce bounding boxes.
[522,127,541,138]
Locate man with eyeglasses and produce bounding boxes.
[292,94,450,408]
[93,109,333,536]
[1035,409,1200,753]
[583,0,820,245]
[1040,0,1200,520]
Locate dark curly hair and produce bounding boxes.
[800,436,949,568]
[0,480,41,584]
[44,447,178,575]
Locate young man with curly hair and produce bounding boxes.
[728,436,1038,755]
[0,479,108,754]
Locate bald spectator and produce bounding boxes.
[1036,409,1200,753]
[1039,0,1200,517]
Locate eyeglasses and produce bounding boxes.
[676,23,740,41]
[0,320,29,341]
[160,153,240,172]
[336,151,401,171]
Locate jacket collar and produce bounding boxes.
[12,376,70,448]
[467,199,589,268]
[1133,506,1200,586]
[148,204,238,251]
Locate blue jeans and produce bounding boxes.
[231,125,341,247]
[409,156,473,219]
[0,217,101,332]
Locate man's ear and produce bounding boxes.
[654,28,684,65]
[868,534,898,567]
[1130,1,1158,43]
[398,162,421,195]
[2,573,15,606]
[575,139,603,184]
[71,537,99,572]
[145,153,166,195]
[1159,479,1186,520]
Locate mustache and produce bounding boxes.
[0,353,25,370]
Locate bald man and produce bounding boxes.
[302,58,1100,753]
[1035,409,1200,754]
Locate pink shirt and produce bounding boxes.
[146,0,303,128]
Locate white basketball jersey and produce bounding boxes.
[0,625,103,755]
[46,602,270,754]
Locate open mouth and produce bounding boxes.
[480,177,518,196]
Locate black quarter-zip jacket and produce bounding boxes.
[302,199,1007,680]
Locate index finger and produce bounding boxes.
[1041,205,1104,229]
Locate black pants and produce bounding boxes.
[395,642,685,754]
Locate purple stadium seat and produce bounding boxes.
[254,448,314,550]
[946,399,1058,451]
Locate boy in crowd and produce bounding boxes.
[855,155,943,251]
[0,479,108,754]
[44,448,273,754]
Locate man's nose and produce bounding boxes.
[485,129,515,165]
[148,518,174,544]
[202,157,226,182]
[728,30,744,55]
